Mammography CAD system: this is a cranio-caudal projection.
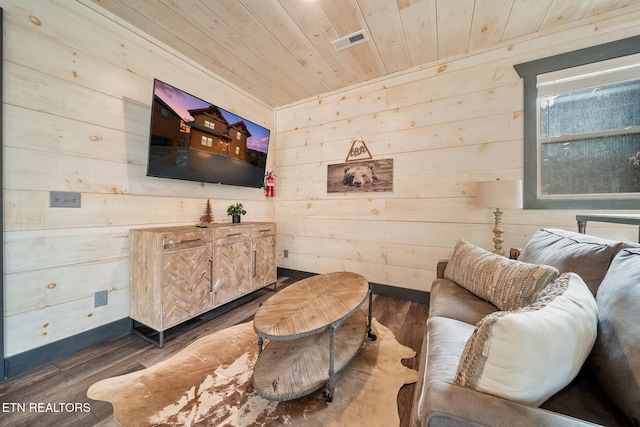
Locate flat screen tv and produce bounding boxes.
[146,79,271,189]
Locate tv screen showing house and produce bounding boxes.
[146,79,271,188]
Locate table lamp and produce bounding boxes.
[475,178,523,255]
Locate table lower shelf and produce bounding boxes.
[253,309,367,401]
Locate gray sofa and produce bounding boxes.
[411,228,640,427]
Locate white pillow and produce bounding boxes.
[454,272,597,407]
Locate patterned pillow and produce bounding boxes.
[454,273,597,407]
[444,240,559,310]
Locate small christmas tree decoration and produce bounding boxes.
[198,199,213,226]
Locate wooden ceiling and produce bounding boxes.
[90,0,639,107]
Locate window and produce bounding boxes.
[515,36,640,209]
[538,56,640,198]
[236,131,242,140]
[201,136,213,147]
[204,120,215,130]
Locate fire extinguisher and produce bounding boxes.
[264,172,275,197]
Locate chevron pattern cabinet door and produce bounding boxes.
[252,235,276,289]
[213,240,251,307]
[161,247,213,329]
[130,224,275,340]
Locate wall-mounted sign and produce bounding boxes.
[345,133,372,162]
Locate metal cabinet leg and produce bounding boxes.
[130,319,165,348]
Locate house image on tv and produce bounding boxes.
[187,106,252,161]
[150,95,184,147]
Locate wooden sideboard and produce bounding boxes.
[129,222,276,347]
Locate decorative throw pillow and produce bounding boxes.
[589,248,640,423]
[444,239,559,311]
[517,228,631,295]
[454,273,597,407]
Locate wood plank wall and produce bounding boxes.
[2,0,274,358]
[273,7,640,292]
[3,0,640,364]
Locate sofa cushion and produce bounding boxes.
[444,239,559,311]
[412,316,476,425]
[517,228,629,295]
[429,279,498,325]
[454,273,597,407]
[425,316,476,384]
[589,247,640,425]
[540,366,632,427]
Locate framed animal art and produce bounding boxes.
[327,159,393,193]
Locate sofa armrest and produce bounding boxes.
[436,260,448,279]
[423,381,600,427]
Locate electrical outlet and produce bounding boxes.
[50,191,81,208]
[284,249,289,258]
[95,290,108,307]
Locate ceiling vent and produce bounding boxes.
[331,29,369,51]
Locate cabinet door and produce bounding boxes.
[161,247,213,329]
[252,234,277,289]
[213,240,251,306]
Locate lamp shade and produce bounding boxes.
[475,179,523,209]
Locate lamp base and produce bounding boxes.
[492,208,505,256]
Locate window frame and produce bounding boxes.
[200,135,213,147]
[514,35,640,210]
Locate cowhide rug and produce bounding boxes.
[87,318,417,426]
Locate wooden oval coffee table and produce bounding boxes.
[253,272,376,402]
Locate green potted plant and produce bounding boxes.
[227,203,247,223]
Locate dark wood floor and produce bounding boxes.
[0,276,428,427]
